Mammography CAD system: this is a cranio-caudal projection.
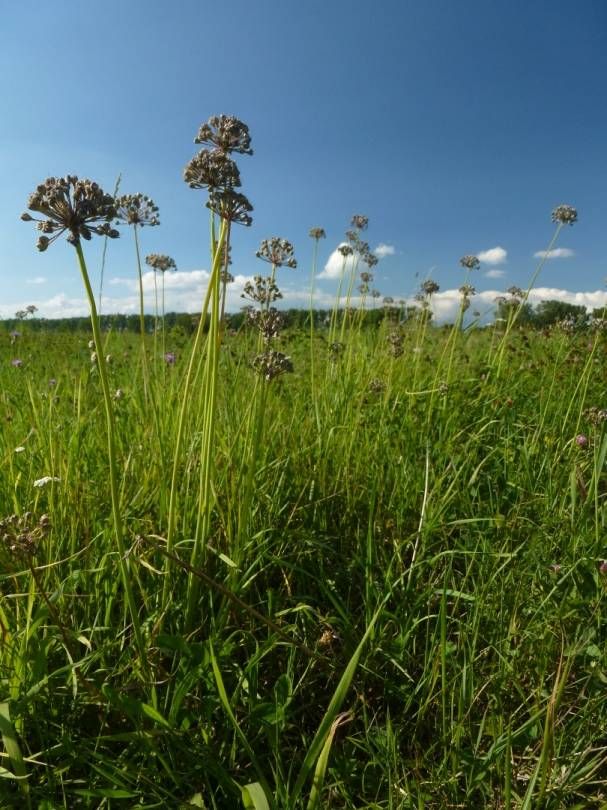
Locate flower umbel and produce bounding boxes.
[184,150,241,190]
[460,255,480,270]
[207,189,253,226]
[22,176,119,251]
[146,254,177,272]
[194,115,253,155]
[256,238,297,268]
[552,205,578,226]
[114,193,160,227]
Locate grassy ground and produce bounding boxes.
[1,314,606,809]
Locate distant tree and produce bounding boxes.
[534,300,588,328]
[495,298,535,326]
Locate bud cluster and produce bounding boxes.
[1,512,51,559]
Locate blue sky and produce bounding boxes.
[1,0,605,321]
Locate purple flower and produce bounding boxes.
[11,358,23,368]
[164,352,176,365]
[575,434,589,447]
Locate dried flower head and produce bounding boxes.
[420,279,440,296]
[362,251,378,268]
[248,308,284,341]
[22,176,118,251]
[220,270,234,285]
[206,189,253,226]
[351,214,369,231]
[242,275,283,305]
[459,284,476,297]
[360,271,374,284]
[357,283,369,295]
[460,255,480,270]
[552,205,578,226]
[368,378,386,394]
[194,115,253,155]
[1,512,51,559]
[114,193,160,227]
[145,254,177,272]
[506,286,524,300]
[309,227,326,240]
[387,329,404,358]
[26,304,38,316]
[338,244,353,258]
[256,238,297,268]
[584,406,607,427]
[252,350,293,381]
[184,149,241,190]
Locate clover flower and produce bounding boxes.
[206,189,253,226]
[552,205,578,226]
[575,434,588,447]
[164,352,177,365]
[21,176,118,251]
[460,255,480,270]
[252,350,293,381]
[309,227,326,240]
[114,193,160,227]
[184,149,241,190]
[256,238,297,268]
[145,254,177,272]
[194,115,253,155]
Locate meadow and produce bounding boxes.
[1,116,606,809]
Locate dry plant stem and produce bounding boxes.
[328,256,347,347]
[74,241,147,675]
[163,219,227,611]
[308,239,319,401]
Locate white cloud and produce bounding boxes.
[533,247,575,259]
[485,269,506,279]
[26,276,47,285]
[319,244,361,279]
[374,243,395,259]
[477,246,507,265]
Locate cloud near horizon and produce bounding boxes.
[374,243,395,259]
[3,281,607,324]
[477,246,507,265]
[484,269,506,279]
[26,276,47,285]
[533,247,575,259]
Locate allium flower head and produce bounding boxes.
[242,275,283,305]
[220,270,234,285]
[256,238,297,268]
[351,214,369,231]
[1,512,51,559]
[22,176,118,251]
[459,284,476,297]
[248,308,284,341]
[114,193,160,227]
[421,279,440,296]
[194,115,252,155]
[460,255,480,270]
[252,350,293,381]
[362,251,378,268]
[184,149,241,190]
[309,227,326,240]
[360,271,374,284]
[552,205,578,226]
[338,244,353,258]
[206,189,253,226]
[506,286,524,300]
[145,254,177,273]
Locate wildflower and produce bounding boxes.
[256,238,297,269]
[309,227,326,240]
[252,350,293,381]
[600,560,607,576]
[14,447,25,454]
[33,476,60,488]
[351,214,369,231]
[362,251,378,268]
[248,308,284,341]
[194,115,253,155]
[0,512,51,559]
[242,275,283,305]
[368,378,386,394]
[552,205,578,226]
[360,271,374,284]
[183,149,241,190]
[459,284,476,297]
[114,193,160,227]
[26,305,38,316]
[206,189,253,226]
[220,270,234,285]
[90,352,97,364]
[460,255,480,270]
[146,254,177,272]
[575,434,589,447]
[387,330,404,358]
[114,388,124,400]
[338,244,353,258]
[9,330,20,342]
[420,280,440,296]
[584,407,607,427]
[21,176,118,251]
[506,286,524,300]
[88,340,95,349]
[164,351,176,365]
[11,358,23,367]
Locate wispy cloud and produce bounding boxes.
[533,247,575,259]
[26,276,47,285]
[484,269,506,279]
[477,246,507,265]
[374,243,395,259]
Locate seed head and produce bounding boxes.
[242,275,283,305]
[459,284,476,297]
[248,308,284,341]
[362,251,378,268]
[220,270,234,285]
[1,512,51,559]
[575,433,588,447]
[420,279,440,296]
[206,189,253,226]
[506,286,524,300]
[184,149,241,190]
[309,227,326,240]
[114,193,160,227]
[145,254,177,272]
[194,115,253,155]
[256,238,297,268]
[552,205,578,226]
[338,244,353,258]
[460,255,480,270]
[351,214,368,231]
[360,271,374,284]
[252,350,293,381]
[22,176,118,251]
